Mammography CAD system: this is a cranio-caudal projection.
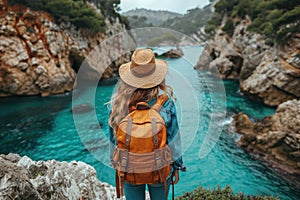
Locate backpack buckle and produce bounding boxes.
[155,157,163,169]
[120,156,128,172]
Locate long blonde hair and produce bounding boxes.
[108,79,174,128]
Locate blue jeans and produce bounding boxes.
[124,179,171,200]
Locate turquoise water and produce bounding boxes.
[0,46,299,200]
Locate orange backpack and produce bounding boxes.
[111,94,172,198]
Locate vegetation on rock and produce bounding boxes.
[161,6,212,35]
[9,0,122,32]
[176,185,279,200]
[123,6,213,39]
[122,8,182,28]
[206,0,300,44]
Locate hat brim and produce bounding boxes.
[119,59,168,89]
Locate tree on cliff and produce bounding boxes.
[205,0,300,44]
[9,0,111,32]
[91,0,120,15]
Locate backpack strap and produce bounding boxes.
[151,94,169,112]
[151,94,170,199]
[125,118,132,150]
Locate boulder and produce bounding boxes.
[0,153,151,200]
[0,153,117,200]
[159,48,184,58]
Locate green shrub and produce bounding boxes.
[10,0,107,33]
[235,0,252,19]
[206,0,300,44]
[205,24,218,37]
[266,9,282,21]
[261,22,274,37]
[222,18,235,37]
[276,25,300,44]
[176,185,279,200]
[273,6,300,30]
[215,0,239,14]
[205,14,222,36]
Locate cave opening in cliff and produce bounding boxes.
[69,50,85,73]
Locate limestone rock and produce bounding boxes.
[0,153,117,200]
[232,100,300,180]
[195,18,300,106]
[0,1,130,96]
[195,29,243,79]
[232,112,254,135]
[0,154,151,200]
[159,48,184,58]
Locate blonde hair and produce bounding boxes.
[108,79,174,128]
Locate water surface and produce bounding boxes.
[0,46,299,200]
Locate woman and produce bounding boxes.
[108,48,184,200]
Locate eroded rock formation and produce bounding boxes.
[0,153,151,200]
[232,100,300,182]
[195,18,300,106]
[0,1,130,96]
[0,153,117,200]
[198,15,300,184]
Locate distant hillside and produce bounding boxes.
[161,4,213,40]
[123,5,214,42]
[123,8,182,27]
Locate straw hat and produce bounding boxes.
[119,48,168,89]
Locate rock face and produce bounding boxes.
[199,15,300,186]
[232,100,300,182]
[0,153,117,200]
[195,18,300,106]
[0,1,130,96]
[0,153,151,200]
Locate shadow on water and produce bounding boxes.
[0,94,72,155]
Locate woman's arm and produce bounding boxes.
[161,98,184,170]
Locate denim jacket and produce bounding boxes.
[109,96,184,175]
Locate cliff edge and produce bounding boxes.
[0,0,130,96]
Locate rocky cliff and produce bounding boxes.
[196,16,300,183]
[0,153,117,200]
[233,100,300,183]
[0,1,129,96]
[196,18,300,106]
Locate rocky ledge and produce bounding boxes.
[0,153,117,200]
[0,154,151,200]
[232,99,300,183]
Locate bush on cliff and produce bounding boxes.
[9,0,107,32]
[176,185,279,200]
[206,0,300,44]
